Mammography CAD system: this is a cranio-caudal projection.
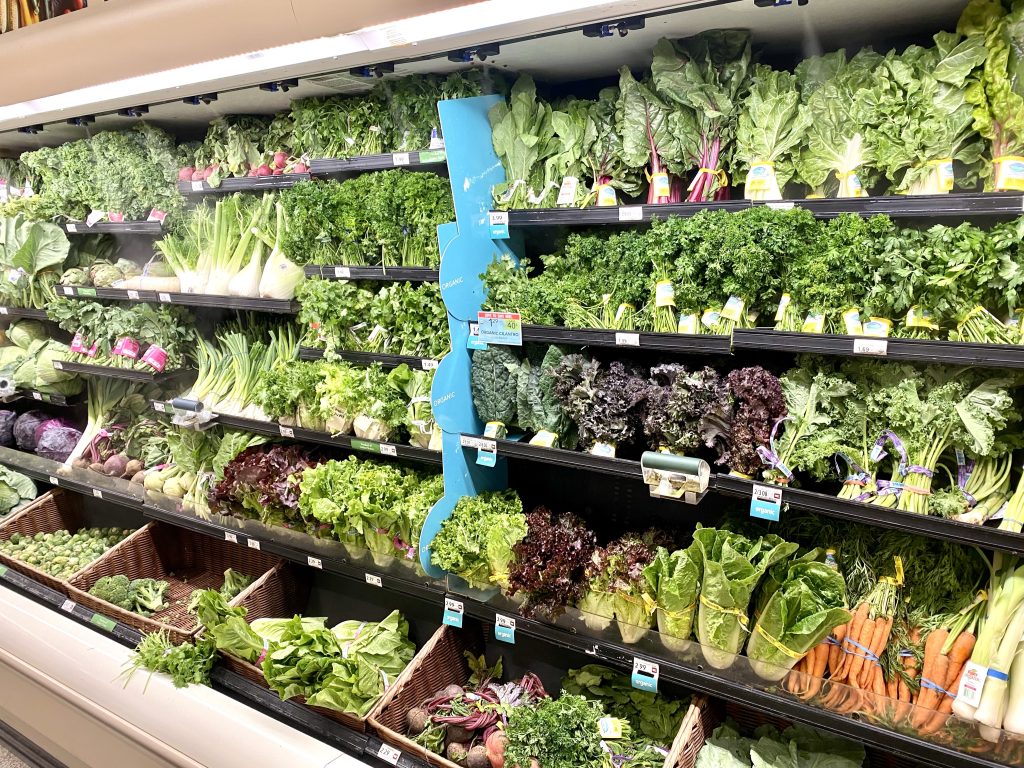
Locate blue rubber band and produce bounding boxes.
[843,637,879,662]
[920,677,956,698]
[988,669,1009,682]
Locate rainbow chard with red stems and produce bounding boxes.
[616,67,686,205]
[650,31,752,203]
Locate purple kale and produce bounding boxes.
[553,355,648,450]
[723,366,786,476]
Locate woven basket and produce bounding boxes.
[67,521,280,643]
[215,562,417,733]
[369,624,711,768]
[0,489,99,594]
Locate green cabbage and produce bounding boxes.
[0,467,36,516]
[7,320,47,350]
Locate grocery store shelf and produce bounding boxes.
[52,360,195,383]
[0,446,144,510]
[456,595,1005,768]
[303,266,440,283]
[178,173,312,195]
[458,434,643,479]
[141,498,445,605]
[493,193,1024,229]
[211,412,443,466]
[0,390,83,407]
[308,149,447,176]
[732,329,1024,368]
[59,285,299,314]
[0,307,49,320]
[61,221,164,235]
[298,347,440,370]
[522,324,732,355]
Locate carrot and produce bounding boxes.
[911,628,949,728]
[837,602,870,680]
[886,676,898,700]
[802,642,830,700]
[828,623,848,677]
[847,617,876,688]
[941,631,976,690]
[922,665,966,735]
[860,616,893,688]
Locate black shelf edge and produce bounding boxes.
[297,347,440,370]
[210,667,368,756]
[713,474,1024,555]
[498,193,1024,227]
[178,173,311,195]
[0,562,143,647]
[141,501,445,605]
[53,360,195,383]
[1,389,83,406]
[458,434,642,479]
[61,221,163,235]
[364,734,432,768]
[308,149,447,176]
[212,413,443,465]
[522,324,732,355]
[302,265,440,283]
[60,286,299,314]
[0,307,49,320]
[733,328,1024,368]
[458,597,1008,768]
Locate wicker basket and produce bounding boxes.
[0,489,107,594]
[369,624,712,768]
[214,562,416,733]
[67,521,280,643]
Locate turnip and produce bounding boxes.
[130,470,146,484]
[124,459,143,478]
[256,164,272,177]
[446,725,474,745]
[102,453,129,477]
[465,746,489,768]
[446,743,469,765]
[406,706,430,735]
[443,684,464,698]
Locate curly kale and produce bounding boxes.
[723,366,787,476]
[644,365,731,455]
[553,356,647,452]
[509,507,598,619]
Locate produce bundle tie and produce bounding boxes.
[898,649,915,658]
[836,453,871,487]
[988,668,1010,682]
[757,416,794,480]
[257,636,270,665]
[658,602,696,621]
[955,448,978,508]
[842,636,879,663]
[499,179,527,202]
[825,635,842,646]
[687,167,728,192]
[699,594,750,629]
[754,623,803,660]
[341,622,366,659]
[869,429,907,465]
[919,676,956,699]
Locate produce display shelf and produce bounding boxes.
[364,735,430,768]
[52,360,195,383]
[0,446,145,510]
[494,192,1024,228]
[0,307,50,320]
[60,221,163,235]
[0,560,144,647]
[212,412,443,466]
[521,324,732,355]
[59,285,299,314]
[732,328,1024,368]
[303,265,440,283]
[140,499,446,606]
[457,596,1007,768]
[308,149,447,176]
[0,389,83,406]
[210,667,369,757]
[460,435,1024,555]
[297,347,441,371]
[177,173,312,195]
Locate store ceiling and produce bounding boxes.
[0,0,968,154]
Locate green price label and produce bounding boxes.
[90,613,116,632]
[418,150,447,164]
[78,287,97,297]
[0,564,7,577]
[350,439,380,454]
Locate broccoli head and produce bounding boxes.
[89,574,132,610]
[219,568,253,601]
[129,578,169,616]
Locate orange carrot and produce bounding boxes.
[828,623,848,677]
[802,642,830,700]
[847,617,876,688]
[837,602,870,680]
[860,616,893,688]
[941,631,976,690]
[911,628,948,728]
[922,665,966,734]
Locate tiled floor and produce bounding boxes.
[0,743,30,768]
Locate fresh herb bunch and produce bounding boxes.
[124,632,217,689]
[508,507,598,619]
[504,693,607,768]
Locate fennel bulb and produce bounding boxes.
[258,202,304,300]
[228,240,264,297]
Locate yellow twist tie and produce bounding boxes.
[659,602,697,621]
[699,594,750,628]
[754,623,803,660]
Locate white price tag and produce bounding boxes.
[380,444,397,457]
[153,402,166,413]
[224,532,238,544]
[556,176,579,206]
[333,266,351,279]
[766,202,795,210]
[47,476,59,486]
[61,599,77,613]
[392,153,411,166]
[0,307,8,315]
[247,539,261,550]
[421,359,439,370]
[307,556,323,569]
[488,211,509,228]
[127,290,140,300]
[31,392,41,400]
[158,293,172,303]
[92,488,103,499]
[279,425,295,438]
[365,573,383,587]
[53,361,63,370]
[615,332,640,347]
[618,206,644,222]
[459,435,496,451]
[853,338,888,356]
[66,223,77,233]
[63,286,74,296]
[631,658,660,692]
[191,181,204,192]
[377,743,401,766]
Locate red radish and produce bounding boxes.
[272,169,284,176]
[273,152,288,168]
[256,164,272,177]
[191,170,204,181]
[178,167,195,181]
[291,162,309,174]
